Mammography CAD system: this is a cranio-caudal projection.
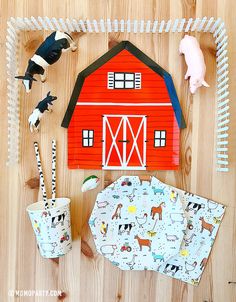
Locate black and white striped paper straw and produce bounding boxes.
[51,139,56,208]
[33,142,49,210]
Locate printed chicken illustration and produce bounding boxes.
[185,261,197,274]
[135,213,148,228]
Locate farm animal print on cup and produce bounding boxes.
[39,242,58,254]
[89,176,226,285]
[27,198,72,258]
[51,211,67,228]
[15,31,77,93]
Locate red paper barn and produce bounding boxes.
[62,41,186,170]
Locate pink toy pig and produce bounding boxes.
[179,35,209,94]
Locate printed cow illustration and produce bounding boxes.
[164,264,182,276]
[186,201,205,214]
[118,222,135,235]
[51,211,67,228]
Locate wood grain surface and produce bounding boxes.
[0,0,236,301]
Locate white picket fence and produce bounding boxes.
[6,17,229,172]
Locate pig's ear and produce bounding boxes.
[202,80,210,88]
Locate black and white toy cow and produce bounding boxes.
[15,31,77,93]
[28,91,57,132]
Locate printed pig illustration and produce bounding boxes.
[96,201,109,208]
[165,234,179,242]
[179,35,209,94]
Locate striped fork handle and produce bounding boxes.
[33,142,49,210]
[51,139,56,207]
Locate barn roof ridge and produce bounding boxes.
[61,41,186,129]
[79,40,168,79]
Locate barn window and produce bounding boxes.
[107,72,141,89]
[82,130,94,147]
[154,130,166,147]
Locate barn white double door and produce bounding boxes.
[102,115,147,170]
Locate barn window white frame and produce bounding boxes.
[154,130,166,147]
[114,72,135,89]
[107,72,141,89]
[6,17,230,172]
[82,129,94,147]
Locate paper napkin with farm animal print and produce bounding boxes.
[89,176,226,285]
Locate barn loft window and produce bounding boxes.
[107,72,141,89]
[154,130,166,147]
[82,130,94,147]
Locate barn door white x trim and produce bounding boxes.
[102,115,147,170]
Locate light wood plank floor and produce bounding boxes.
[0,0,236,301]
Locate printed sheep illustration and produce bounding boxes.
[100,244,117,256]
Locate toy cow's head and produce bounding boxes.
[44,91,57,104]
[15,73,37,93]
[190,78,209,94]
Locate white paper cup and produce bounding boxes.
[26,198,72,258]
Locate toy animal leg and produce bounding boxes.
[40,73,46,83]
[70,42,77,52]
[31,125,39,133]
[184,71,190,80]
[29,123,34,133]
[62,47,71,53]
[64,33,77,52]
[67,38,77,52]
